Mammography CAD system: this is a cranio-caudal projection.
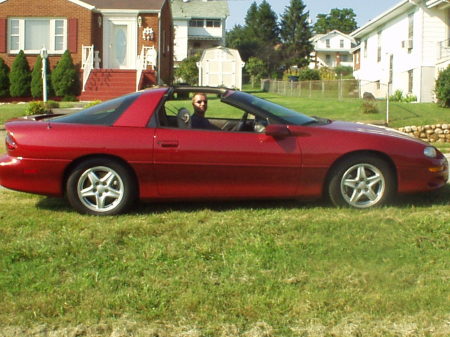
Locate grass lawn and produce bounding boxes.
[0,188,449,336]
[0,90,449,336]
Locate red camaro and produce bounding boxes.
[0,86,448,215]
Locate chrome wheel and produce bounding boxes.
[328,156,395,209]
[77,166,125,213]
[340,163,385,208]
[67,158,136,215]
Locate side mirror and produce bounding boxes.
[265,124,291,138]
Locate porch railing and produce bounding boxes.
[438,38,450,60]
[136,46,157,91]
[82,45,94,92]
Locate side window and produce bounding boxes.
[161,93,267,133]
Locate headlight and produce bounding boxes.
[424,146,437,159]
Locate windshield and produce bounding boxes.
[224,91,317,126]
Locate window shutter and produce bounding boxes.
[0,18,6,53]
[68,18,78,53]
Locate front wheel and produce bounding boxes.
[66,158,136,215]
[328,156,396,208]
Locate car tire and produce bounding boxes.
[328,155,395,208]
[66,158,136,215]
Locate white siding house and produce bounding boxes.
[351,0,450,102]
[309,30,356,69]
[171,0,229,65]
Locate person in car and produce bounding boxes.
[191,93,218,130]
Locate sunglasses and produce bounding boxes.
[195,100,207,104]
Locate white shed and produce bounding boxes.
[197,46,245,89]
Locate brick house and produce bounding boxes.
[0,0,174,100]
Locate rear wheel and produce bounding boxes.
[328,156,395,208]
[66,158,136,215]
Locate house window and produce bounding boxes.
[341,54,348,62]
[377,31,382,62]
[408,69,414,93]
[325,54,331,65]
[8,18,67,54]
[189,19,204,27]
[326,39,330,48]
[340,39,344,48]
[408,13,414,53]
[363,40,367,58]
[206,19,221,28]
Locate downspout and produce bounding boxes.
[158,11,162,85]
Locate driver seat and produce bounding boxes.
[177,108,191,129]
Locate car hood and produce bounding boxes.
[319,120,428,144]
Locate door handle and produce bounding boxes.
[158,140,179,148]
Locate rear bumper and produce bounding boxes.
[0,155,68,196]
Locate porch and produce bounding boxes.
[78,45,158,101]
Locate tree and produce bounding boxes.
[279,0,314,68]
[226,25,259,62]
[51,50,78,98]
[435,65,450,108]
[31,55,53,99]
[246,57,267,88]
[9,50,31,97]
[314,8,358,34]
[0,58,10,98]
[175,54,200,86]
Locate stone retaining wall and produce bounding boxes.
[398,124,450,143]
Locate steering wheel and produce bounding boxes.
[233,112,248,131]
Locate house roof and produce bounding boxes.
[80,0,166,10]
[351,0,415,38]
[171,0,229,19]
[311,30,356,44]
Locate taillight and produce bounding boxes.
[5,132,17,151]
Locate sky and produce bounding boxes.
[226,0,401,30]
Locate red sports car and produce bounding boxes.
[0,86,448,215]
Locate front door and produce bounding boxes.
[103,16,137,69]
[153,128,302,198]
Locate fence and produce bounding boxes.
[261,79,361,100]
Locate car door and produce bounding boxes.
[153,127,302,198]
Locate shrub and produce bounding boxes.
[175,54,200,86]
[389,89,404,102]
[84,100,102,108]
[51,50,79,97]
[45,100,60,109]
[31,55,53,99]
[318,67,335,80]
[9,50,31,97]
[25,101,49,116]
[297,68,321,81]
[246,57,267,87]
[334,65,353,78]
[62,94,78,102]
[389,90,417,103]
[0,57,10,98]
[435,65,450,107]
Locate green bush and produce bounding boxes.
[435,65,450,107]
[297,68,321,81]
[361,100,379,114]
[0,57,10,98]
[25,101,49,116]
[51,50,79,97]
[9,50,31,97]
[175,54,201,86]
[389,89,417,103]
[45,100,60,109]
[334,65,353,78]
[84,100,102,108]
[31,55,53,99]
